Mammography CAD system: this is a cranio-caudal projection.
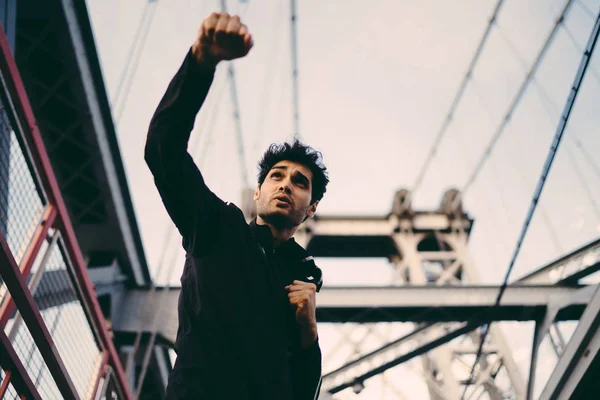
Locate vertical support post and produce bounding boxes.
[290,0,300,139]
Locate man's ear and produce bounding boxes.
[306,200,319,219]
[253,184,261,201]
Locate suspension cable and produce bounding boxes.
[111,1,152,105]
[469,5,600,225]
[113,0,159,124]
[461,8,600,399]
[576,0,597,20]
[529,32,600,185]
[220,0,250,187]
[562,24,600,92]
[532,80,600,222]
[452,0,576,208]
[409,0,505,197]
[469,80,564,253]
[251,0,286,158]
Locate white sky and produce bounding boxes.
[86,0,600,398]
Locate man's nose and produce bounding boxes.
[279,181,292,194]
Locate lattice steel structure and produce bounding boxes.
[291,189,524,399]
[0,20,131,399]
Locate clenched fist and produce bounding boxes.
[286,280,318,348]
[192,12,253,67]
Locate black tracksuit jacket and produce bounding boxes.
[144,49,323,400]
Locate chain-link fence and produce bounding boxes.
[0,87,48,309]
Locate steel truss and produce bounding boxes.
[115,190,600,399]
[296,190,600,399]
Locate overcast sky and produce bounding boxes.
[87,0,600,398]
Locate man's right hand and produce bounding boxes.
[192,12,253,68]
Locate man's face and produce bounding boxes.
[253,160,318,228]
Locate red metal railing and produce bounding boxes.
[0,22,132,399]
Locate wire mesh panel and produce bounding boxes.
[6,314,62,398]
[0,85,47,307]
[4,236,103,399]
[31,237,103,399]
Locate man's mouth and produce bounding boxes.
[274,195,292,205]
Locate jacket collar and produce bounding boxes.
[249,218,303,257]
[249,219,323,291]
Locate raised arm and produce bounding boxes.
[144,12,253,248]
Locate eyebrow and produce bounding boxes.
[294,172,310,185]
[271,166,310,185]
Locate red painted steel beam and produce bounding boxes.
[0,23,133,400]
[0,205,56,328]
[0,233,80,399]
[0,329,43,400]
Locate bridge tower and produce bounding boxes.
[291,189,526,399]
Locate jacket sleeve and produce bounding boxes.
[144,48,225,252]
[291,339,323,400]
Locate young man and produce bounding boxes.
[144,12,329,400]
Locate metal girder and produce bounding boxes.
[517,238,600,285]
[323,285,597,398]
[114,285,589,346]
[60,0,148,285]
[321,322,480,394]
[304,213,473,236]
[298,213,472,258]
[316,285,588,323]
[538,285,600,400]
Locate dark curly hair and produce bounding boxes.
[257,140,329,203]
